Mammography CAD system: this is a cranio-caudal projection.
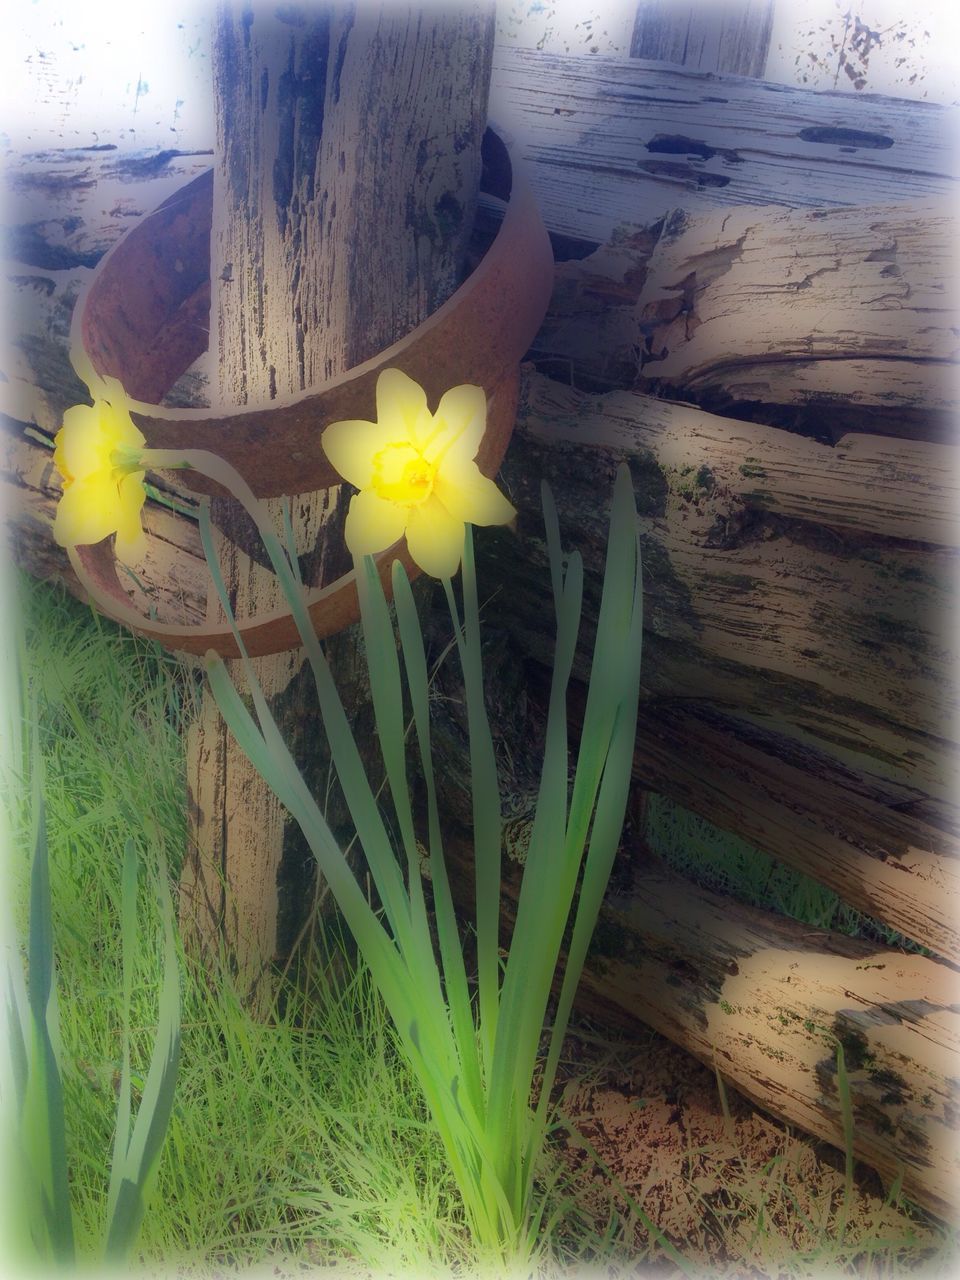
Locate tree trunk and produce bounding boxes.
[179,3,494,996]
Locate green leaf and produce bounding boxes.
[104,852,182,1261]
[22,793,75,1263]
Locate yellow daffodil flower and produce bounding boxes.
[322,369,516,579]
[52,376,148,566]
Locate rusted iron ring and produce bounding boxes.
[70,126,553,656]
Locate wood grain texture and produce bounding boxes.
[0,147,215,435]
[489,47,960,243]
[634,200,959,442]
[432,802,958,1222]
[577,863,960,1222]
[630,0,775,78]
[504,374,956,783]
[521,385,959,548]
[180,3,495,993]
[532,197,959,446]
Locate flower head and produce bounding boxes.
[322,369,515,578]
[53,375,148,566]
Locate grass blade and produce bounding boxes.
[104,851,182,1261]
[21,789,75,1263]
[442,531,502,1079]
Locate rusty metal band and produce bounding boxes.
[70,126,553,657]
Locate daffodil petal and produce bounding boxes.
[422,384,486,465]
[376,368,428,442]
[56,404,106,481]
[115,526,149,566]
[53,474,122,548]
[114,471,148,565]
[323,418,396,489]
[345,488,408,557]
[435,458,516,527]
[404,497,464,579]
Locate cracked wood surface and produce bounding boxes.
[634,200,959,442]
[501,374,957,802]
[578,862,960,1221]
[533,198,959,443]
[489,47,960,244]
[179,4,494,993]
[435,806,958,1220]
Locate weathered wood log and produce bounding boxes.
[7,353,958,962]
[180,3,495,992]
[576,861,960,1223]
[489,47,960,244]
[633,200,959,443]
[500,375,958,795]
[532,199,959,441]
[630,0,775,78]
[521,359,960,549]
[623,700,960,965]
[426,770,959,1225]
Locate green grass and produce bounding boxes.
[5,575,465,1274]
[4,572,643,1278]
[644,792,928,952]
[6,569,954,1278]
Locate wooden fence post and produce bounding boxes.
[179,2,495,997]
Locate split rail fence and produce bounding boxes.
[3,32,958,1221]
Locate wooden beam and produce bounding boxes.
[521,385,959,548]
[634,199,959,443]
[489,47,960,242]
[625,700,960,964]
[578,862,960,1223]
[503,375,957,796]
[433,800,959,1223]
[533,198,959,439]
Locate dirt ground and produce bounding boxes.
[552,1024,956,1278]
